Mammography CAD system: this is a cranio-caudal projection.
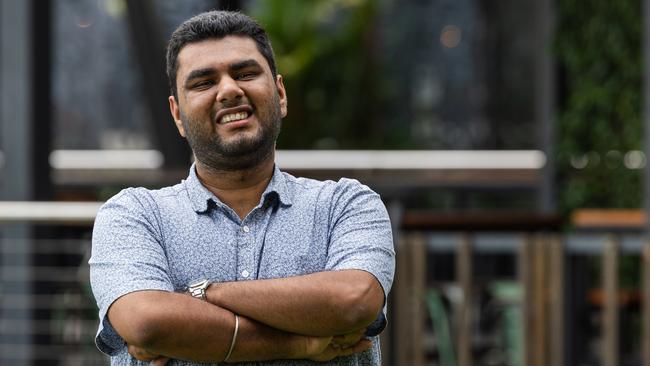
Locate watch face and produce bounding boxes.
[188,280,208,300]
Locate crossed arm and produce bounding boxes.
[108,269,385,363]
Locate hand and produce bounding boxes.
[304,335,372,362]
[331,328,366,349]
[127,344,170,365]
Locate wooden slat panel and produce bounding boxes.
[533,234,548,366]
[394,235,411,366]
[549,235,564,366]
[603,235,620,366]
[394,233,426,366]
[411,234,426,366]
[519,234,533,366]
[380,314,391,366]
[456,233,473,366]
[642,241,650,366]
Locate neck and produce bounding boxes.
[195,154,275,220]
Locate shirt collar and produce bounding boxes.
[185,163,215,213]
[185,163,293,213]
[262,165,294,207]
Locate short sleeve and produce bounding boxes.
[89,189,174,355]
[325,179,396,304]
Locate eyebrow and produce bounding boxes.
[184,59,264,86]
[184,68,217,86]
[229,59,263,72]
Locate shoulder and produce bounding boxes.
[100,182,185,211]
[95,182,188,230]
[279,171,384,217]
[281,171,376,198]
[93,184,189,245]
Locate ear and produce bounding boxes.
[275,75,288,118]
[169,95,186,137]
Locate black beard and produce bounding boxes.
[180,101,282,172]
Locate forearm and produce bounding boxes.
[206,269,384,336]
[108,290,307,363]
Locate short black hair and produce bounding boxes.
[166,10,277,98]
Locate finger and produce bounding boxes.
[128,345,158,362]
[335,328,366,341]
[338,339,372,357]
[333,335,353,343]
[150,357,170,366]
[131,354,156,362]
[331,340,348,349]
[333,330,365,346]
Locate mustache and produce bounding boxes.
[210,101,253,122]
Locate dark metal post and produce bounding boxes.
[1,2,34,364]
[1,2,34,201]
[536,0,556,214]
[1,1,53,363]
[31,1,53,202]
[125,0,191,168]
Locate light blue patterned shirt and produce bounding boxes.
[90,164,395,365]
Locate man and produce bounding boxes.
[90,10,395,365]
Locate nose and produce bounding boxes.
[216,76,244,104]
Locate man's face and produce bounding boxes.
[169,36,287,171]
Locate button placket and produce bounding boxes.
[238,222,254,280]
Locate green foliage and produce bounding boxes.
[250,0,407,149]
[555,0,642,214]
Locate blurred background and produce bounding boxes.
[0,0,647,365]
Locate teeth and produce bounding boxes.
[221,112,248,123]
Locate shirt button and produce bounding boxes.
[242,225,250,233]
[241,270,250,278]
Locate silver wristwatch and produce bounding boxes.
[187,279,210,301]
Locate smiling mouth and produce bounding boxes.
[220,111,250,124]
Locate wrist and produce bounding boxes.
[205,282,222,305]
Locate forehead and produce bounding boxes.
[176,35,268,77]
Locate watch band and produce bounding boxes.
[187,279,210,301]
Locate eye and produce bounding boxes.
[192,80,214,89]
[236,72,257,80]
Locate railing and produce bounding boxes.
[0,202,102,365]
[4,202,646,365]
[0,237,104,365]
[388,227,649,366]
[40,149,545,187]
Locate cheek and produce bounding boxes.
[184,90,217,110]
